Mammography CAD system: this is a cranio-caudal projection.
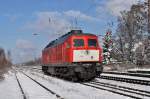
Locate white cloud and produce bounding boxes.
[25,11,71,34]
[16,39,35,50]
[13,39,37,63]
[97,0,139,16]
[23,10,99,35]
[64,10,98,21]
[35,11,69,31]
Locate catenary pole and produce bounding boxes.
[148,0,150,38]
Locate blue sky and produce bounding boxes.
[0,0,140,63]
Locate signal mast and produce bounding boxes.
[148,0,150,38]
[103,21,113,64]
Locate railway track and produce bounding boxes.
[103,71,150,78]
[17,67,150,99]
[81,80,150,99]
[15,73,27,99]
[24,67,150,85]
[21,72,64,99]
[29,67,150,86]
[99,73,150,86]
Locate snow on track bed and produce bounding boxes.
[96,78,150,93]
[0,72,23,99]
[82,80,150,99]
[99,73,150,86]
[26,71,132,99]
[21,72,64,99]
[103,71,150,78]
[16,72,58,99]
[15,73,27,99]
[101,73,150,81]
[128,68,150,74]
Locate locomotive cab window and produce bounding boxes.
[73,39,84,47]
[88,39,97,47]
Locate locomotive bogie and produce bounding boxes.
[42,63,102,81]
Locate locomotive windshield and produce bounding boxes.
[88,39,97,47]
[73,39,84,47]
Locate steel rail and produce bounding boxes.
[81,83,142,99]
[15,73,27,99]
[22,72,64,99]
[90,81,150,97]
[98,75,150,86]
[103,71,150,78]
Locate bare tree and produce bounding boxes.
[114,2,148,64]
[0,48,12,78]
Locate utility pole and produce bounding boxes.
[148,0,150,38]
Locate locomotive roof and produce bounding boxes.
[45,30,96,49]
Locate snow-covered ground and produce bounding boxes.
[0,71,22,99]
[0,68,133,99]
[26,71,132,99]
[101,73,150,81]
[17,72,58,99]
[95,78,150,93]
[3,65,150,99]
[128,68,150,72]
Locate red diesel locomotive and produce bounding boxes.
[42,30,103,81]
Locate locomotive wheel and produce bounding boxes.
[42,66,48,74]
[67,75,78,82]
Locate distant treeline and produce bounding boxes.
[0,48,11,68]
[22,58,41,66]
